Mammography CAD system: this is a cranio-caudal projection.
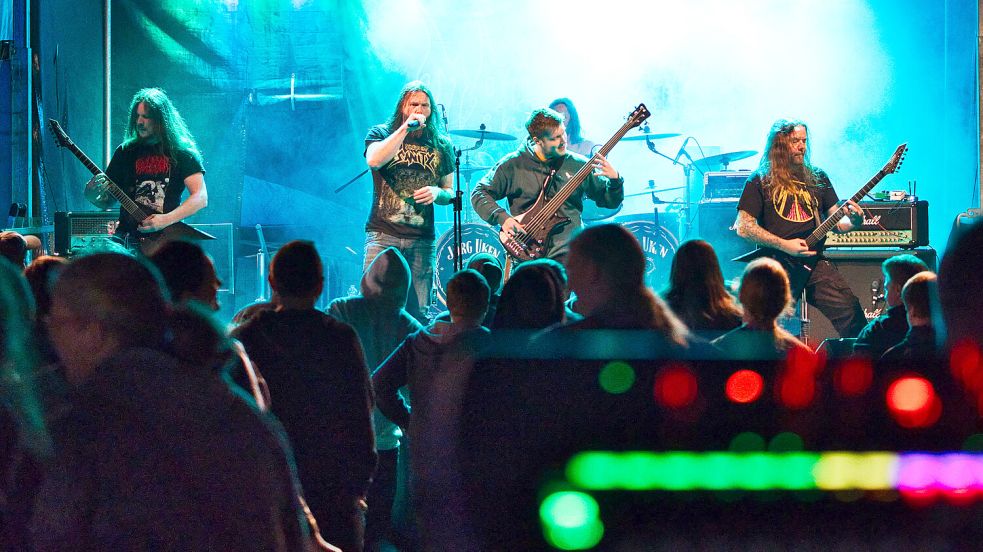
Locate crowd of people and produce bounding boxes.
[3,83,981,550]
[2,214,980,550]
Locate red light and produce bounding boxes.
[654,363,698,409]
[950,340,983,391]
[786,346,820,376]
[886,376,942,428]
[834,359,874,396]
[888,378,932,411]
[725,369,764,404]
[779,374,815,409]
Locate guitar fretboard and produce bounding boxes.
[806,170,889,247]
[53,125,148,224]
[537,115,644,223]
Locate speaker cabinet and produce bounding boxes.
[694,200,746,283]
[54,211,119,255]
[800,248,937,346]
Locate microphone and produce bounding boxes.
[407,119,421,130]
[439,104,448,127]
[871,279,884,306]
[672,137,691,166]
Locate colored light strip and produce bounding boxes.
[566,451,983,493]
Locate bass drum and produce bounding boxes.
[433,223,506,310]
[620,220,679,291]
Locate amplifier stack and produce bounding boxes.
[54,211,119,256]
[825,200,928,248]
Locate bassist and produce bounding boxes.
[734,119,866,338]
[88,88,207,248]
[471,107,624,263]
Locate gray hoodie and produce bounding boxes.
[327,247,423,450]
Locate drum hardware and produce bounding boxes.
[458,164,493,176]
[620,122,680,142]
[619,132,682,142]
[449,127,517,141]
[623,185,686,199]
[691,150,757,171]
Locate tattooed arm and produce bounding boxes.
[734,209,815,257]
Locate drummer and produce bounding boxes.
[364,80,455,323]
[548,98,597,157]
[471,107,624,264]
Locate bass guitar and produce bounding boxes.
[732,143,908,289]
[500,103,650,261]
[47,118,214,252]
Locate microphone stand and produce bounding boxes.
[334,169,368,193]
[452,125,487,271]
[645,138,702,240]
[453,148,464,272]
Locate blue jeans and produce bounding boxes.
[364,231,436,323]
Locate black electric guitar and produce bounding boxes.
[48,118,214,252]
[500,103,650,261]
[732,143,908,289]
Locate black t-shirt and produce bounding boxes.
[736,169,839,240]
[104,142,204,235]
[364,125,455,240]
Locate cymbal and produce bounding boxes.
[620,133,681,142]
[449,129,516,141]
[623,185,685,198]
[694,150,757,166]
[458,165,492,174]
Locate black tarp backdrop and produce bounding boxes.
[37,0,405,316]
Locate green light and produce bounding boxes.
[540,491,598,528]
[781,453,821,489]
[963,434,983,452]
[702,452,737,490]
[621,451,659,490]
[769,432,804,452]
[563,451,826,491]
[598,361,635,394]
[567,452,618,490]
[730,431,766,451]
[544,520,604,550]
[741,453,776,490]
[540,492,604,550]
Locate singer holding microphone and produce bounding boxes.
[364,80,456,323]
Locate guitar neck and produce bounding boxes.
[540,120,636,215]
[63,141,148,223]
[806,169,889,247]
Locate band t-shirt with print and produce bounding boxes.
[737,169,838,241]
[104,142,205,236]
[364,125,455,240]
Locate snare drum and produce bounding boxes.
[621,220,679,291]
[433,223,505,309]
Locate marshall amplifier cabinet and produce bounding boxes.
[702,170,751,200]
[54,211,119,256]
[825,199,928,248]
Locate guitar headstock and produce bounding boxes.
[627,103,651,129]
[883,143,908,175]
[47,118,73,149]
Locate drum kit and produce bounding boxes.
[428,126,758,304]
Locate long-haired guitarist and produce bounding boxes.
[471,107,624,263]
[87,88,207,245]
[733,119,866,338]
